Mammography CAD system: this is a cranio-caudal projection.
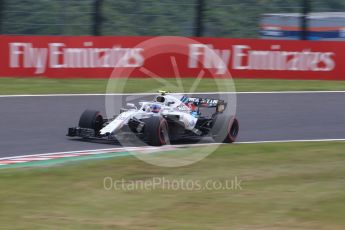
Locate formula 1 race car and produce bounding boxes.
[67,91,239,146]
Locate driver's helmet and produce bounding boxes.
[150,104,161,113]
[156,96,165,103]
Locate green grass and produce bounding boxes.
[1,142,345,229]
[2,77,345,94]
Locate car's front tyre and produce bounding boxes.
[78,110,104,134]
[144,116,169,146]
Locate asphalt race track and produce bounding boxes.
[1,92,345,158]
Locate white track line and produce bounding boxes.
[0,148,120,160]
[0,146,165,161]
[1,91,345,98]
[236,138,345,144]
[1,139,345,161]
[0,143,220,161]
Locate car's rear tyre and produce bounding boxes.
[78,110,104,134]
[144,116,169,146]
[212,113,239,143]
[224,118,239,143]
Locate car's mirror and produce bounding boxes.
[126,103,137,109]
[120,108,128,113]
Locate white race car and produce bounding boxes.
[67,91,239,146]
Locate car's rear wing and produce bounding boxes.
[180,96,226,112]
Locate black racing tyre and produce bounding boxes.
[212,113,239,143]
[144,116,169,146]
[225,118,239,143]
[78,110,104,133]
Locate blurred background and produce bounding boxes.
[0,0,344,40]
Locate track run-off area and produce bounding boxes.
[1,91,345,166]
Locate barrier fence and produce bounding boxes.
[1,35,344,80]
[2,0,345,38]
